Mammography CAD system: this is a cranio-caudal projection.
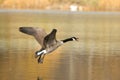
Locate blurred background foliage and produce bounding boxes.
[0,0,119,11]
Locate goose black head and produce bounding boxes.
[72,37,79,41]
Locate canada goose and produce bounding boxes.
[19,27,78,63]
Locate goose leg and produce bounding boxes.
[38,53,43,63]
[40,54,46,63]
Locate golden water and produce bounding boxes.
[0,11,120,80]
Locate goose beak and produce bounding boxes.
[75,38,79,41]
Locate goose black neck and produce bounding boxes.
[62,37,74,43]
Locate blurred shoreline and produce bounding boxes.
[0,0,120,12]
[0,9,120,14]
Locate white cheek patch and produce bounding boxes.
[72,38,76,41]
[37,50,47,55]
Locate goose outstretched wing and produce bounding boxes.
[19,27,47,47]
[43,29,57,48]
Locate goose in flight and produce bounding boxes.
[19,27,78,63]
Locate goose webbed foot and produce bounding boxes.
[38,58,43,64]
[38,60,43,64]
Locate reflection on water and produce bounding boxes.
[0,11,120,80]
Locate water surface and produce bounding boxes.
[0,11,120,80]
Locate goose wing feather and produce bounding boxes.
[19,27,47,47]
[43,29,57,48]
